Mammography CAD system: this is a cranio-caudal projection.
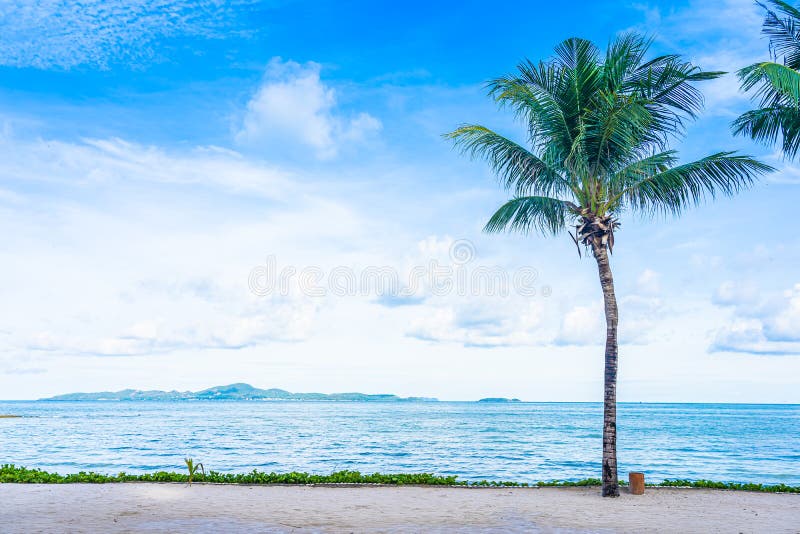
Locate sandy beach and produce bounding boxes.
[1,484,798,533]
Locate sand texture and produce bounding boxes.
[1,484,798,533]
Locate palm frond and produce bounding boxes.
[761,0,800,69]
[484,196,576,235]
[603,32,652,92]
[732,105,800,157]
[564,121,592,182]
[733,2,800,156]
[634,57,720,111]
[444,125,572,197]
[488,68,574,156]
[617,153,773,215]
[628,56,722,140]
[553,38,603,130]
[585,91,654,175]
[739,61,800,106]
[605,150,679,210]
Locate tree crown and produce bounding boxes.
[448,33,772,250]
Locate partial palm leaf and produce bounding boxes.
[734,0,800,156]
[445,125,572,197]
[616,153,773,215]
[733,105,800,157]
[761,0,800,69]
[739,61,800,105]
[484,196,577,235]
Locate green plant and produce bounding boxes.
[445,33,771,497]
[2,464,798,493]
[184,458,205,485]
[733,0,800,157]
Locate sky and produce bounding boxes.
[1,0,799,402]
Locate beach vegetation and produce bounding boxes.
[184,458,205,484]
[1,465,797,493]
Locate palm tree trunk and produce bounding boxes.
[592,240,619,497]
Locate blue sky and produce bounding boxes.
[1,0,799,401]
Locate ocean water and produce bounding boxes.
[0,401,798,484]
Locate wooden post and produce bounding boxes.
[629,472,645,495]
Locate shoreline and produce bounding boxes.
[2,483,798,532]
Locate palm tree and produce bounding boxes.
[734,0,800,157]
[446,33,772,497]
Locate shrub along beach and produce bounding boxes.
[2,464,800,492]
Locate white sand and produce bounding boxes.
[1,484,798,533]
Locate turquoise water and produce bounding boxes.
[0,401,798,484]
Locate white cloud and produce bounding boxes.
[713,280,760,307]
[0,0,253,70]
[396,235,558,347]
[710,282,800,354]
[689,253,723,271]
[636,269,661,296]
[0,134,293,198]
[407,299,548,348]
[26,295,319,357]
[762,154,800,184]
[618,294,665,345]
[554,293,666,347]
[711,319,800,355]
[403,261,669,350]
[555,304,604,346]
[235,58,382,159]
[765,284,800,342]
[0,128,372,368]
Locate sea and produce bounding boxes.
[1,401,798,484]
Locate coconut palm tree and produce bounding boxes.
[446,33,772,497]
[734,0,800,157]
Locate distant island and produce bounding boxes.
[41,383,439,402]
[477,398,521,403]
